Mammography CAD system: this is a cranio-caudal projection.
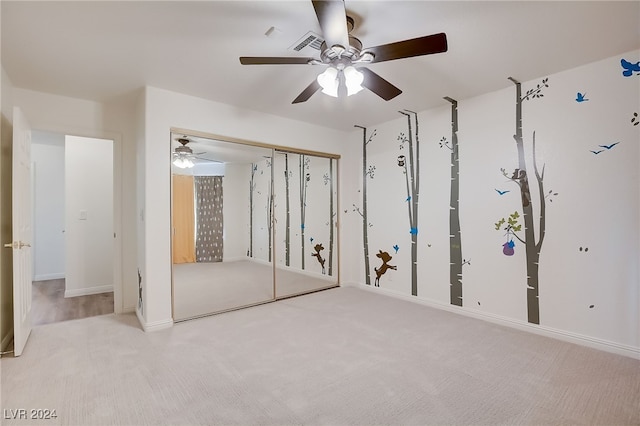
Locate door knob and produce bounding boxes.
[19,242,31,248]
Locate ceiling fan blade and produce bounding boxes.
[240,57,316,65]
[359,67,402,101]
[312,0,349,49]
[366,33,448,64]
[194,156,221,163]
[292,79,321,104]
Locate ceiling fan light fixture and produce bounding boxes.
[317,66,339,97]
[344,66,364,96]
[173,156,194,169]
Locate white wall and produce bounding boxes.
[64,136,114,297]
[31,131,65,281]
[251,157,272,263]
[12,88,140,313]
[343,51,640,357]
[222,163,249,261]
[140,86,353,330]
[135,91,146,320]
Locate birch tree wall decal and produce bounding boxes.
[500,76,550,324]
[397,110,420,296]
[266,158,273,262]
[249,163,257,258]
[443,97,463,306]
[354,125,375,285]
[326,159,335,275]
[284,154,291,266]
[299,155,310,270]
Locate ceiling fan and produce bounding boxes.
[172,136,219,169]
[239,0,447,104]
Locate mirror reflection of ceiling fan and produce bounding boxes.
[239,0,448,103]
[172,136,221,169]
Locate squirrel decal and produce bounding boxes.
[311,243,326,274]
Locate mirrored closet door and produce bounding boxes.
[171,134,275,320]
[273,152,338,298]
[171,131,339,321]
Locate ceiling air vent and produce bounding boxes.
[289,31,324,53]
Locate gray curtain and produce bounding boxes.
[195,176,223,262]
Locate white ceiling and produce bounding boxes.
[171,133,274,164]
[2,1,639,131]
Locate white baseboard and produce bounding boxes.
[33,273,65,281]
[223,256,249,262]
[247,257,271,266]
[247,257,334,282]
[65,285,113,298]
[345,282,640,360]
[135,306,173,332]
[121,305,136,314]
[142,318,173,332]
[1,329,14,353]
[275,263,335,282]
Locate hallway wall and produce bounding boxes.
[31,131,65,281]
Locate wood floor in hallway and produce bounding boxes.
[31,279,114,326]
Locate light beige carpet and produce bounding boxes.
[1,287,638,425]
[172,260,337,320]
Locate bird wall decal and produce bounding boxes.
[495,189,510,195]
[590,149,604,155]
[599,142,620,150]
[621,58,640,77]
[576,92,589,102]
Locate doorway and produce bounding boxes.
[31,131,115,325]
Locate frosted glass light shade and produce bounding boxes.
[343,66,364,96]
[317,67,339,97]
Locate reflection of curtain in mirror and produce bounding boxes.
[195,176,223,262]
[172,175,196,264]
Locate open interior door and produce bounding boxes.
[8,106,33,356]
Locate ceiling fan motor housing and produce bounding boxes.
[320,35,365,66]
[175,137,194,155]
